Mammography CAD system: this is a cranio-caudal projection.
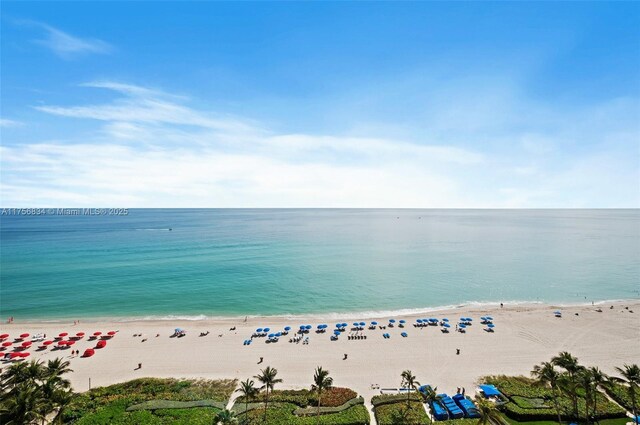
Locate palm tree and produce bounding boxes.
[578,369,595,424]
[216,408,239,425]
[613,364,640,421]
[311,367,333,420]
[253,366,282,424]
[588,367,608,424]
[400,370,420,409]
[532,362,564,425]
[235,379,258,424]
[475,395,508,425]
[552,352,582,418]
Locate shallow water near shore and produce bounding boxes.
[1,209,639,320]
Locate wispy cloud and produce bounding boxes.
[0,118,24,128]
[19,20,112,59]
[3,81,638,208]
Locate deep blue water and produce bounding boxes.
[1,209,638,320]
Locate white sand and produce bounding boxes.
[2,301,638,407]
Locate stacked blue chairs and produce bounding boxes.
[437,394,464,419]
[452,394,480,418]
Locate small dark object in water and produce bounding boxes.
[169,228,172,231]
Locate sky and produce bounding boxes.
[1,2,639,208]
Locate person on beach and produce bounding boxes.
[456,348,460,355]
[258,357,263,364]
[343,353,348,360]
[462,387,466,396]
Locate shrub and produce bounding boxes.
[371,393,422,407]
[374,401,428,425]
[294,397,364,416]
[244,402,370,424]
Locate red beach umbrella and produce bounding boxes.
[19,333,29,338]
[93,331,102,336]
[66,340,75,346]
[96,340,107,349]
[58,332,68,337]
[57,340,67,346]
[21,341,32,348]
[2,342,12,347]
[43,340,53,346]
[9,352,21,359]
[19,352,30,358]
[76,332,85,337]
[82,348,95,357]
[0,334,9,339]
[107,331,116,336]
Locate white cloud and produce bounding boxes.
[0,119,24,128]
[23,21,112,58]
[3,82,639,207]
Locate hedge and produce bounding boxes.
[244,402,370,424]
[604,382,636,411]
[237,387,358,408]
[294,397,364,416]
[126,399,227,411]
[371,393,422,407]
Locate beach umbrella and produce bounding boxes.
[416,319,422,323]
[485,316,493,320]
[442,318,449,322]
[76,332,85,337]
[9,352,22,359]
[399,320,406,324]
[487,324,495,328]
[459,323,467,328]
[20,333,29,339]
[459,317,466,321]
[66,340,76,346]
[353,322,359,327]
[256,328,263,333]
[58,332,68,337]
[83,348,95,357]
[276,332,282,337]
[21,341,32,348]
[480,316,486,320]
[2,342,12,347]
[0,334,8,339]
[107,331,116,336]
[342,323,348,327]
[57,341,67,346]
[93,331,102,336]
[268,333,274,338]
[305,325,312,330]
[554,311,562,314]
[466,318,473,322]
[43,341,53,346]
[299,325,305,329]
[442,323,451,328]
[284,326,291,331]
[359,322,366,326]
[263,328,270,332]
[371,321,378,325]
[20,352,30,358]
[333,330,340,335]
[335,323,341,328]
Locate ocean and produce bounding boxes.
[1,209,638,321]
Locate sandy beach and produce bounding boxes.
[2,301,638,414]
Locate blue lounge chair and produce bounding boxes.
[438,394,464,419]
[452,394,480,418]
[401,332,408,337]
[431,400,449,420]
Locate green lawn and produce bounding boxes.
[62,378,236,424]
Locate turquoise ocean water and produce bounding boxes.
[1,209,638,321]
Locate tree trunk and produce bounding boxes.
[263,389,269,424]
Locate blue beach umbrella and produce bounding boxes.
[389,319,396,323]
[459,317,466,321]
[487,324,495,328]
[485,316,493,321]
[371,321,378,325]
[256,328,263,333]
[305,325,312,330]
[480,316,486,320]
[459,323,467,328]
[466,318,473,322]
[416,319,423,323]
[268,333,274,338]
[264,328,270,332]
[284,326,291,331]
[335,323,341,328]
[353,322,359,327]
[399,320,406,324]
[317,324,323,329]
[443,323,451,328]
[359,322,366,326]
[333,330,340,335]
[276,332,282,336]
[342,323,348,327]
[442,318,449,322]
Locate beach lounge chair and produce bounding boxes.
[452,394,480,418]
[438,394,464,419]
[401,332,408,337]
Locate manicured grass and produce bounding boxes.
[62,378,236,424]
[243,402,370,424]
[374,400,428,425]
[484,375,626,421]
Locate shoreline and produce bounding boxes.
[5,298,638,324]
